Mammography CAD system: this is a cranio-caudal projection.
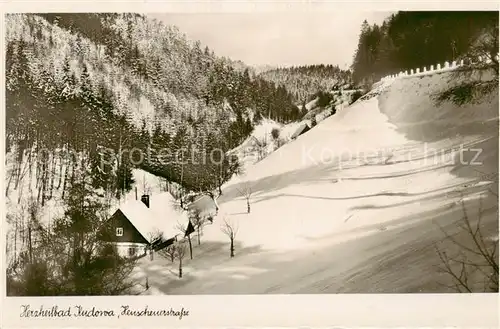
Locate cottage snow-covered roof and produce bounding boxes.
[117,192,188,244]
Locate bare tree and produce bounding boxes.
[188,148,240,216]
[160,177,170,193]
[176,221,193,260]
[160,243,177,263]
[170,192,190,212]
[26,198,40,264]
[206,190,221,215]
[147,229,163,260]
[254,137,268,161]
[175,240,187,278]
[141,173,151,196]
[435,194,498,292]
[189,209,207,245]
[148,229,162,244]
[237,181,253,214]
[220,217,239,258]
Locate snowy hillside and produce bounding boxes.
[227,118,304,171]
[133,67,498,294]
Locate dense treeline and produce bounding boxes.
[351,11,499,86]
[260,64,352,104]
[37,13,300,124]
[6,40,137,202]
[5,13,304,204]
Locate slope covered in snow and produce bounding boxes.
[302,89,360,128]
[230,89,360,174]
[136,68,498,293]
[227,118,304,171]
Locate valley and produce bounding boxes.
[4,11,498,296]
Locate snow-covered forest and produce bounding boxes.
[350,12,499,87]
[4,11,499,296]
[259,64,352,104]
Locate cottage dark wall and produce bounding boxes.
[102,209,149,244]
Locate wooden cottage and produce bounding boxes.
[103,193,187,258]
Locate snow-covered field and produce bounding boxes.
[133,69,499,294]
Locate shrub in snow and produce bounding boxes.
[271,127,280,141]
[349,90,364,105]
[174,240,187,278]
[316,90,333,107]
[436,195,498,292]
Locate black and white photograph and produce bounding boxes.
[3,8,499,300]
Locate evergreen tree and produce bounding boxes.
[350,12,499,86]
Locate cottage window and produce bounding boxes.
[116,227,123,237]
[128,247,136,257]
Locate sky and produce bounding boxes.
[149,12,391,69]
